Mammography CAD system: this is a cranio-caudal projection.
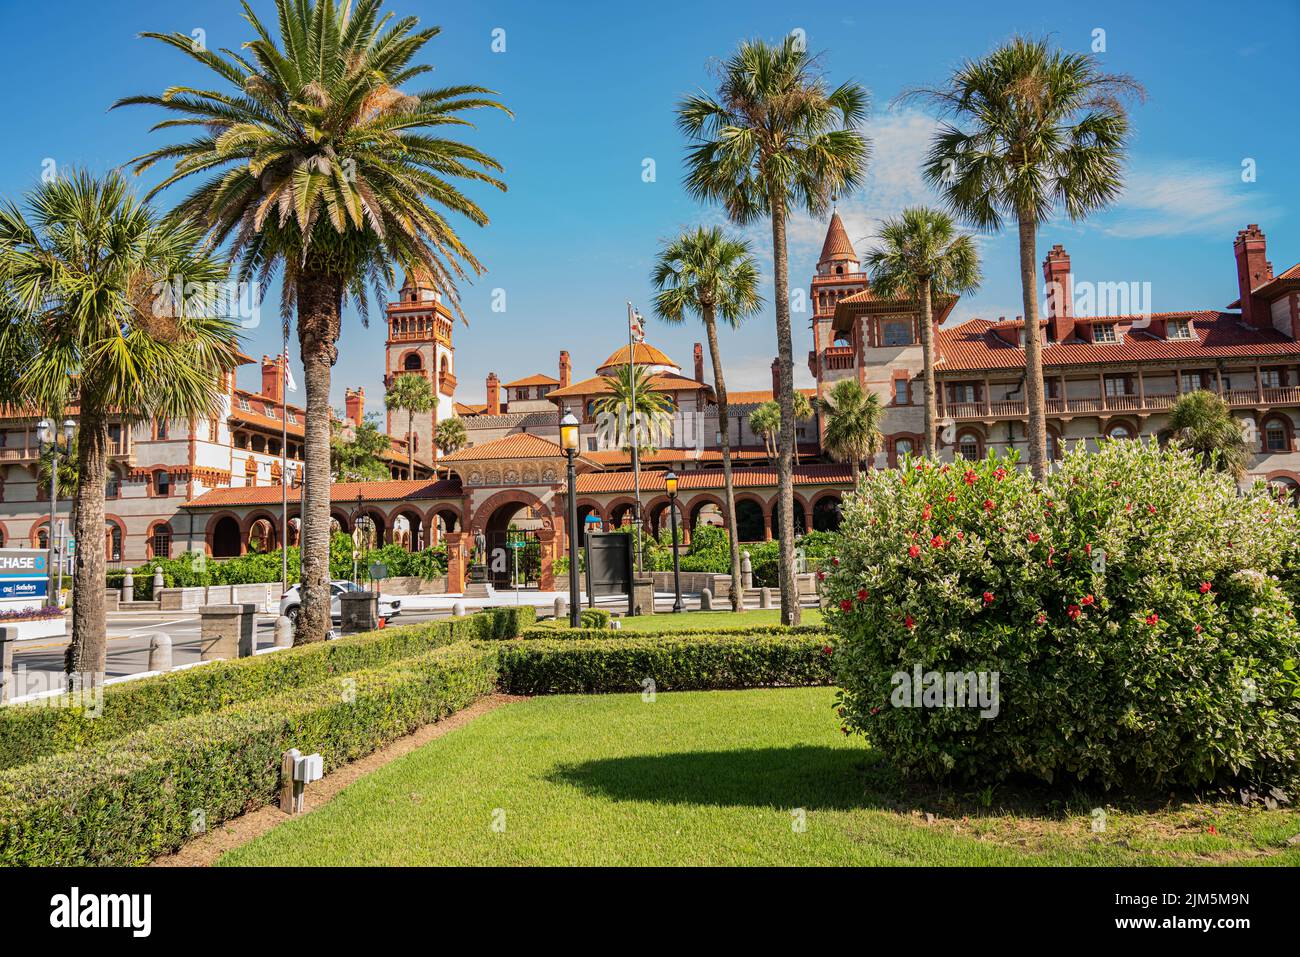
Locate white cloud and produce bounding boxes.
[1096,161,1277,239]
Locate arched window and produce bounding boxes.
[956,431,982,459]
[894,437,914,459]
[36,526,49,549]
[1263,417,1291,453]
[105,469,121,499]
[0,526,5,548]
[106,522,122,561]
[1107,423,1133,441]
[150,524,172,559]
[404,352,423,372]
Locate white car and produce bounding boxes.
[279,580,401,627]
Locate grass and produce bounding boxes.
[614,607,823,633]
[221,687,1300,866]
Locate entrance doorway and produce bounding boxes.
[484,501,542,588]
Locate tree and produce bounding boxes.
[595,364,674,455]
[749,395,812,464]
[384,372,434,478]
[819,379,884,485]
[0,170,239,684]
[651,226,762,612]
[1167,390,1250,480]
[679,37,869,625]
[117,0,509,644]
[865,207,981,458]
[331,413,392,482]
[435,415,467,455]
[907,35,1142,479]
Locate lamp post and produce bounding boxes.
[560,408,581,627]
[36,418,76,604]
[665,470,683,613]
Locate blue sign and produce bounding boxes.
[584,514,602,524]
[0,549,46,578]
[0,579,47,600]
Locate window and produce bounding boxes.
[286,411,297,424]
[151,525,172,559]
[957,432,981,458]
[1167,319,1192,339]
[893,379,911,405]
[251,435,266,453]
[105,469,120,500]
[153,470,171,497]
[208,418,219,442]
[1107,424,1133,440]
[1093,323,1118,344]
[949,383,978,404]
[233,432,247,450]
[238,397,251,411]
[587,437,597,452]
[155,419,168,440]
[1265,421,1289,452]
[268,438,281,456]
[404,353,423,371]
[1104,376,1132,397]
[881,320,913,347]
[894,437,914,458]
[1262,369,1283,389]
[1047,432,1063,461]
[1181,372,1207,393]
[106,523,121,562]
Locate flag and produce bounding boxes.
[282,354,297,393]
[629,308,645,344]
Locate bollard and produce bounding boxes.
[146,632,173,672]
[121,569,134,604]
[741,551,753,590]
[452,600,466,617]
[700,588,713,611]
[199,604,257,660]
[0,626,15,705]
[759,586,772,609]
[152,567,165,598]
[554,595,567,621]
[274,616,294,648]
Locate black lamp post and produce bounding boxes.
[560,409,581,627]
[665,470,683,613]
[36,417,75,603]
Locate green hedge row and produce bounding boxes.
[0,644,498,866]
[0,610,530,771]
[518,623,830,641]
[495,634,835,694]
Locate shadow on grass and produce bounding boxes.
[550,746,886,811]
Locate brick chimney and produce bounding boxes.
[1234,224,1274,329]
[486,372,501,415]
[1042,245,1073,343]
[771,358,780,397]
[558,351,571,389]
[344,387,365,426]
[261,355,283,403]
[694,343,705,382]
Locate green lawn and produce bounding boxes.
[221,687,1300,866]
[613,607,823,632]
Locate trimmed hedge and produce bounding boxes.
[495,634,835,694]
[0,611,524,771]
[0,644,498,866]
[518,623,831,641]
[579,607,612,629]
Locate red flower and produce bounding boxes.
[841,727,850,735]
[993,467,1007,481]
[922,504,932,521]
[822,645,833,657]
[1036,613,1047,625]
[831,557,840,566]
[857,588,869,601]
[1027,532,1040,544]
[1206,825,1218,835]
[908,545,921,558]
[1084,543,1092,556]
[946,493,957,503]
[963,470,977,485]
[1147,504,1157,515]
[1194,624,1203,634]
[955,532,965,540]
[1067,604,1081,620]
[1125,502,1133,513]
[982,499,996,511]
[982,591,994,605]
[904,615,915,630]
[1145,613,1160,626]
[930,535,944,549]
[817,570,827,581]
[1199,582,1212,594]
[869,706,881,715]
[839,599,853,612]
[1081,594,1095,606]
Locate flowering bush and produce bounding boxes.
[0,604,63,623]
[825,440,1300,791]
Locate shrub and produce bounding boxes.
[0,644,498,865]
[578,607,612,629]
[0,614,500,770]
[495,634,834,694]
[825,441,1300,791]
[518,623,831,641]
[454,605,537,641]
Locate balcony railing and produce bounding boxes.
[821,345,855,371]
[942,386,1299,421]
[0,437,131,463]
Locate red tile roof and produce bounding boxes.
[935,312,1300,373]
[440,432,571,462]
[503,373,559,388]
[547,371,709,399]
[454,402,487,415]
[819,211,857,263]
[596,342,678,371]
[182,478,462,509]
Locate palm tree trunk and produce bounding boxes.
[770,204,801,626]
[296,271,343,644]
[850,458,860,487]
[65,410,107,688]
[919,280,938,458]
[407,409,415,480]
[704,308,743,613]
[1017,210,1048,479]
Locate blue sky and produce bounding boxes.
[1,0,1296,408]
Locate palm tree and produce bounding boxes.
[906,36,1142,479]
[819,379,884,485]
[116,0,509,644]
[0,170,240,683]
[595,364,674,454]
[866,207,981,458]
[679,37,869,625]
[384,372,434,478]
[435,415,467,455]
[651,226,762,612]
[1167,390,1250,480]
[750,401,781,462]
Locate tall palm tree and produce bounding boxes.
[906,36,1142,479]
[116,0,509,643]
[819,379,884,485]
[384,371,434,478]
[595,364,674,454]
[435,415,466,455]
[651,226,762,612]
[0,170,240,683]
[1167,390,1250,480]
[866,207,981,458]
[679,37,870,626]
[750,401,781,462]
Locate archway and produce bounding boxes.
[771,499,807,539]
[575,502,604,544]
[735,499,765,543]
[608,499,638,529]
[210,515,241,557]
[812,495,842,532]
[391,508,424,551]
[247,517,276,553]
[470,490,555,590]
[688,496,726,532]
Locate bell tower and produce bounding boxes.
[384,267,458,466]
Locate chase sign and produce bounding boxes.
[0,548,49,604]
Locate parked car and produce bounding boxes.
[279,580,401,627]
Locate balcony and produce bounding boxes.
[822,345,855,371]
[941,386,1300,422]
[438,370,457,397]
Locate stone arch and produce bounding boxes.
[574,499,605,544]
[400,349,425,372]
[734,495,767,543]
[811,491,843,532]
[242,509,279,553]
[770,493,810,539]
[1100,416,1139,441]
[207,511,242,557]
[605,497,639,529]
[953,427,986,460]
[389,506,426,551]
[888,432,924,467]
[352,507,388,549]
[469,488,558,589]
[329,510,353,536]
[29,518,49,549]
[686,493,728,532]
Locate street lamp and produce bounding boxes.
[559,408,581,627]
[37,418,76,604]
[665,470,683,613]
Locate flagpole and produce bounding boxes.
[280,332,289,598]
[626,301,643,574]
